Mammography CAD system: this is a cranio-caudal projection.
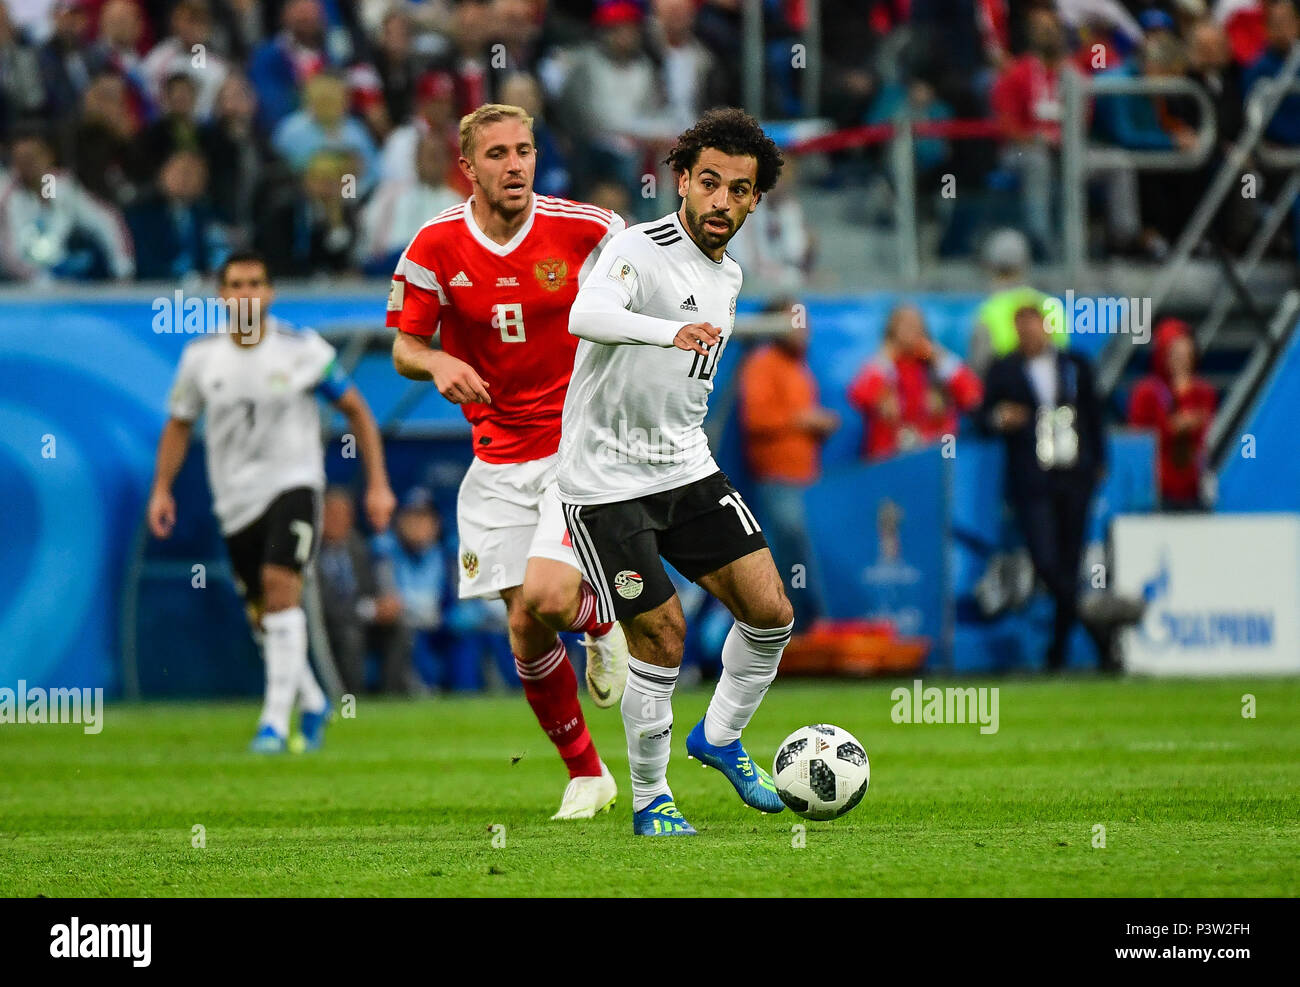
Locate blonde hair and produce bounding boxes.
[458,103,535,159]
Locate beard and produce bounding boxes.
[684,200,736,250]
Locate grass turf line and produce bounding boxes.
[0,678,1297,897]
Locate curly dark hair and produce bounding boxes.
[663,108,785,194]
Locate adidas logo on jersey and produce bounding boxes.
[449,271,473,287]
[679,295,698,312]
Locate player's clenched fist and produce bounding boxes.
[431,351,492,405]
[673,321,722,356]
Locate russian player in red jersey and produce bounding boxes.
[388,103,629,820]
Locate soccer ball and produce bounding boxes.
[772,724,870,820]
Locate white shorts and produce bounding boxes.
[455,453,579,599]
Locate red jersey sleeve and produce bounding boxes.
[386,234,447,337]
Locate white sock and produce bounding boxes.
[704,619,793,747]
[260,607,308,735]
[622,655,679,811]
[297,658,328,715]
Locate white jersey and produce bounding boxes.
[168,318,348,534]
[558,210,742,505]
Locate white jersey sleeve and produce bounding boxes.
[168,343,205,423]
[569,227,686,347]
[578,211,627,285]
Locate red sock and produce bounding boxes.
[568,581,614,637]
[515,639,602,778]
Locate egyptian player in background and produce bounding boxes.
[148,251,397,752]
[389,104,631,821]
[558,109,794,836]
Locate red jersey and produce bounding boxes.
[387,194,623,463]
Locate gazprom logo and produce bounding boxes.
[1139,552,1274,650]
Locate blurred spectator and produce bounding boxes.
[248,0,332,133]
[489,0,545,79]
[356,133,461,275]
[256,149,358,276]
[1188,17,1245,144]
[559,1,674,217]
[125,148,229,279]
[372,488,468,691]
[379,68,466,194]
[444,0,491,112]
[1220,0,1268,66]
[822,0,898,123]
[84,1,151,125]
[1242,0,1300,145]
[1092,32,1199,256]
[1057,0,1143,72]
[1127,317,1217,510]
[650,0,725,130]
[979,303,1112,671]
[849,304,983,461]
[36,0,92,120]
[499,70,569,197]
[272,72,379,197]
[738,299,839,631]
[724,154,813,294]
[991,5,1076,258]
[317,486,416,696]
[1186,18,1253,249]
[138,72,203,179]
[866,76,954,232]
[586,176,630,214]
[70,70,147,207]
[7,0,62,45]
[201,72,285,248]
[370,7,422,130]
[0,128,135,281]
[0,1,46,139]
[140,0,231,121]
[969,228,1066,378]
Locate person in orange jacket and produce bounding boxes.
[738,300,839,631]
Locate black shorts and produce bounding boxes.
[223,487,321,601]
[562,470,768,622]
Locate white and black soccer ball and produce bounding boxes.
[772,724,870,820]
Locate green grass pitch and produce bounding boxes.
[1,678,1297,897]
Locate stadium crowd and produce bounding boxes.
[7,0,1300,283]
[0,0,851,284]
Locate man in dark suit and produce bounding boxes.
[980,303,1111,671]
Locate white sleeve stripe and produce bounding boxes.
[401,258,448,304]
[535,206,616,230]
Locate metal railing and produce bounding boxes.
[1092,43,1300,397]
[1061,72,1218,282]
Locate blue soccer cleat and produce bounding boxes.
[686,718,785,814]
[299,699,332,752]
[632,795,697,836]
[249,724,287,754]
